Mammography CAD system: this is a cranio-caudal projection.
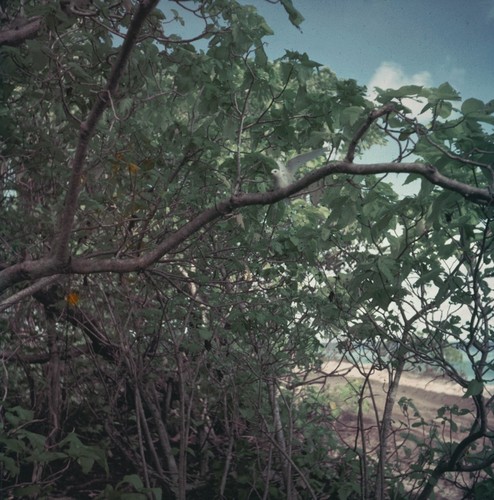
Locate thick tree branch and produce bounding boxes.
[0,16,42,46]
[0,274,62,310]
[50,0,160,264]
[1,158,492,301]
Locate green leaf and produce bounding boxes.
[239,407,255,420]
[255,44,268,67]
[466,113,494,126]
[121,474,144,490]
[0,454,20,475]
[461,98,485,114]
[78,456,95,474]
[20,430,46,450]
[279,0,305,28]
[0,437,24,454]
[387,85,424,98]
[198,328,213,340]
[341,106,363,127]
[402,173,421,186]
[414,268,442,288]
[464,379,483,397]
[267,203,286,225]
[4,406,34,426]
[436,100,452,118]
[433,82,461,101]
[450,419,458,433]
[147,489,162,500]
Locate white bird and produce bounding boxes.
[271,148,328,189]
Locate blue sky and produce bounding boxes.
[250,0,494,103]
[161,0,493,175]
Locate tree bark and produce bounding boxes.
[0,16,42,46]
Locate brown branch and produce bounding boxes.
[62,162,494,275]
[1,159,493,297]
[0,346,89,364]
[345,104,395,162]
[50,0,160,264]
[0,274,62,310]
[0,16,42,46]
[32,285,118,362]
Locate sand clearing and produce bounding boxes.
[324,360,468,395]
[318,361,493,499]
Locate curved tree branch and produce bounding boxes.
[344,104,395,162]
[0,158,492,303]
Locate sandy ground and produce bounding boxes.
[318,361,494,499]
[323,360,468,393]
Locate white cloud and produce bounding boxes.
[368,61,432,92]
[367,61,433,119]
[360,62,432,194]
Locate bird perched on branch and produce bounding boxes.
[271,148,328,189]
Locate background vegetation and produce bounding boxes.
[1,1,494,498]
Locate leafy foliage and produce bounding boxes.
[1,1,494,499]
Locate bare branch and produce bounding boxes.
[0,16,42,46]
[345,104,395,162]
[50,0,160,264]
[0,274,62,312]
[0,346,89,364]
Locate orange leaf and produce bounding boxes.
[66,292,80,306]
[128,162,140,174]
